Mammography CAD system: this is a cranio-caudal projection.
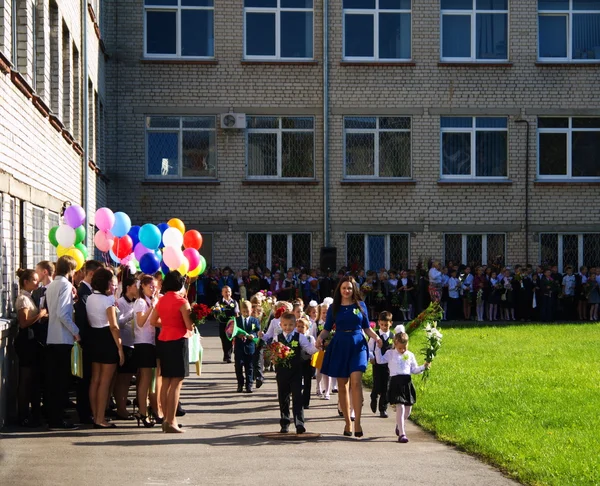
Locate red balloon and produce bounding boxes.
[114,235,133,259]
[183,230,203,250]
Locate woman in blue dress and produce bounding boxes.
[316,276,382,438]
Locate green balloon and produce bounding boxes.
[74,226,86,245]
[75,242,88,260]
[198,255,207,275]
[49,226,59,247]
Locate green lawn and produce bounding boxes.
[379,322,600,486]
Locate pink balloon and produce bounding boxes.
[183,248,201,271]
[121,254,133,266]
[94,230,114,253]
[95,207,115,232]
[134,242,151,262]
[163,246,184,270]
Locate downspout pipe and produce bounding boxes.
[82,0,89,246]
[515,118,530,264]
[323,0,329,247]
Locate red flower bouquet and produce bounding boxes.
[191,303,211,326]
[266,341,295,368]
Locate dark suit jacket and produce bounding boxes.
[233,316,260,356]
[74,282,93,344]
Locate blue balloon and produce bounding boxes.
[128,225,141,248]
[160,261,170,275]
[139,252,160,275]
[138,224,161,250]
[112,212,132,238]
[109,249,120,264]
[157,223,169,249]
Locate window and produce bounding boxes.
[146,116,217,179]
[540,233,600,271]
[344,116,411,178]
[32,206,45,265]
[48,211,59,260]
[247,233,311,271]
[144,0,214,58]
[441,117,508,178]
[244,1,313,60]
[246,116,315,179]
[444,233,505,267]
[346,233,409,272]
[441,0,508,61]
[538,0,600,61]
[343,0,411,61]
[538,117,600,179]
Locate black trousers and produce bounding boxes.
[276,370,304,429]
[44,344,73,425]
[301,360,314,408]
[252,344,265,382]
[75,342,93,422]
[234,351,254,388]
[218,321,232,361]
[370,364,390,412]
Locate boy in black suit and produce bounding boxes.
[273,313,318,434]
[234,301,260,393]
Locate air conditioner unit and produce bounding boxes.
[220,113,246,129]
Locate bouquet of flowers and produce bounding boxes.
[191,303,211,326]
[248,274,261,295]
[476,289,483,305]
[265,341,295,368]
[360,283,373,295]
[375,291,386,303]
[391,292,402,307]
[406,302,444,336]
[211,301,236,321]
[399,290,410,312]
[421,322,442,382]
[584,280,596,299]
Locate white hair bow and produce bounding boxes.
[395,324,405,334]
[308,300,318,307]
[322,297,333,306]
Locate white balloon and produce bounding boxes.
[56,224,76,248]
[162,227,184,249]
[163,246,184,269]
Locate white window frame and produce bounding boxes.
[440,116,508,180]
[537,117,600,180]
[440,0,509,62]
[539,233,600,272]
[247,233,312,270]
[243,0,314,60]
[346,233,410,271]
[343,116,412,179]
[245,116,315,180]
[538,1,600,62]
[342,0,412,61]
[48,211,60,260]
[143,0,215,59]
[443,233,506,267]
[31,206,45,266]
[145,115,217,179]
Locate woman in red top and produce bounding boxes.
[150,271,194,433]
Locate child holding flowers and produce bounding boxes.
[368,311,394,418]
[375,331,430,443]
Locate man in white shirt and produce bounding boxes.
[44,255,81,430]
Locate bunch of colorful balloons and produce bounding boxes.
[92,208,206,277]
[47,204,88,271]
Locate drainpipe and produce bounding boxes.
[82,0,89,245]
[323,0,329,247]
[515,118,530,264]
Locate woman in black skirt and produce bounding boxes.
[375,331,430,443]
[150,271,194,433]
[86,268,124,428]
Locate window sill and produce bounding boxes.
[534,179,600,185]
[243,179,319,185]
[438,179,512,185]
[142,179,221,185]
[341,179,416,185]
[241,60,319,65]
[340,61,416,67]
[535,62,600,67]
[140,58,218,65]
[10,70,34,99]
[438,62,512,67]
[0,50,11,74]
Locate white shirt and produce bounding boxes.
[133,297,156,345]
[375,348,425,377]
[45,276,79,344]
[16,290,38,340]
[368,330,391,361]
[280,331,318,355]
[562,274,576,296]
[86,293,115,329]
[429,268,442,285]
[448,277,460,298]
[116,297,136,348]
[262,317,282,342]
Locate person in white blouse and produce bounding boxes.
[375,332,430,444]
[86,268,123,429]
[133,275,161,427]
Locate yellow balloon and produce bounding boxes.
[168,218,186,235]
[188,265,201,278]
[56,245,69,257]
[178,259,190,276]
[64,248,85,271]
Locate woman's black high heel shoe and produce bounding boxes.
[133,412,155,428]
[354,428,364,438]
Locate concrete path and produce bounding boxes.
[0,323,518,486]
